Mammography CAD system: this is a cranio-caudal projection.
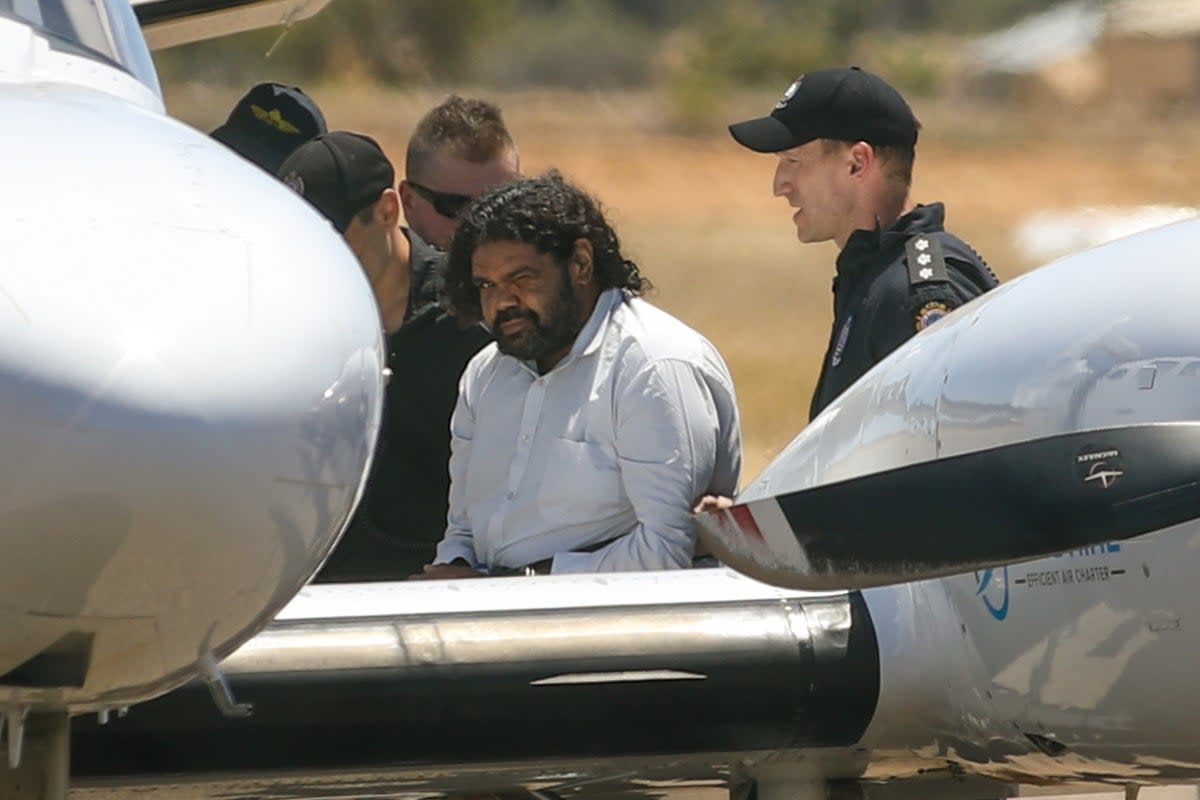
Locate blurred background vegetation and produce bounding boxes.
[155,0,1200,475]
[158,0,1052,131]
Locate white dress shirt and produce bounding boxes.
[435,288,741,573]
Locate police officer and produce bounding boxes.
[210,82,327,175]
[279,110,519,581]
[729,66,998,420]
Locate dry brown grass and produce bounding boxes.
[168,83,1200,479]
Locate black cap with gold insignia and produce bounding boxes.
[211,82,328,175]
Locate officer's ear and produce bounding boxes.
[375,188,401,228]
[569,238,595,285]
[848,142,873,178]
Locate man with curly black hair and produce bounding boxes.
[417,172,742,578]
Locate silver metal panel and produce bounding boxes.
[134,0,335,50]
[71,579,880,791]
[0,81,383,710]
[724,217,1200,783]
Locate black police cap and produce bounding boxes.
[211,82,327,175]
[278,131,396,234]
[729,66,919,153]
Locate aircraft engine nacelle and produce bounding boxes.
[700,217,1200,590]
[0,83,384,712]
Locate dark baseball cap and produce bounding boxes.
[211,82,327,174]
[729,66,919,153]
[278,131,396,234]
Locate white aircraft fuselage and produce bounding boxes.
[709,216,1200,785]
[863,540,1200,784]
[68,550,1200,796]
[6,1,1200,797]
[0,9,384,716]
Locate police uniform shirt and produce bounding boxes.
[809,202,998,420]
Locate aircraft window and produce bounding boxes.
[102,0,159,93]
[0,0,159,93]
[12,0,39,23]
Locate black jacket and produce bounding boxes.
[314,229,490,581]
[809,203,998,420]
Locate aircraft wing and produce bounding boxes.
[696,423,1200,591]
[695,215,1200,594]
[70,571,1009,800]
[130,0,333,50]
[66,554,1197,799]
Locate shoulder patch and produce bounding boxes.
[914,300,951,332]
[906,234,949,285]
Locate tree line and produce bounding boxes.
[157,0,1059,91]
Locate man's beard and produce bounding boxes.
[492,278,583,364]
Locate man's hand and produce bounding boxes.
[693,495,733,514]
[409,562,483,580]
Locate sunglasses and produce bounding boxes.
[409,182,474,219]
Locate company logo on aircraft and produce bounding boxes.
[1076,447,1123,489]
[974,566,1009,621]
[1084,463,1123,488]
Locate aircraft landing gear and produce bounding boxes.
[0,710,70,800]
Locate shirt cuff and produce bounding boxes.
[434,540,478,569]
[548,551,599,574]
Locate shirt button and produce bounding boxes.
[521,434,531,443]
[506,491,515,500]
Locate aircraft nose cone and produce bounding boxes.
[0,90,384,706]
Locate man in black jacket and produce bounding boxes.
[279,115,517,579]
[729,66,998,420]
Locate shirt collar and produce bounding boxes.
[402,227,446,321]
[836,202,946,283]
[514,287,623,375]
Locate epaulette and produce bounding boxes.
[905,233,949,286]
